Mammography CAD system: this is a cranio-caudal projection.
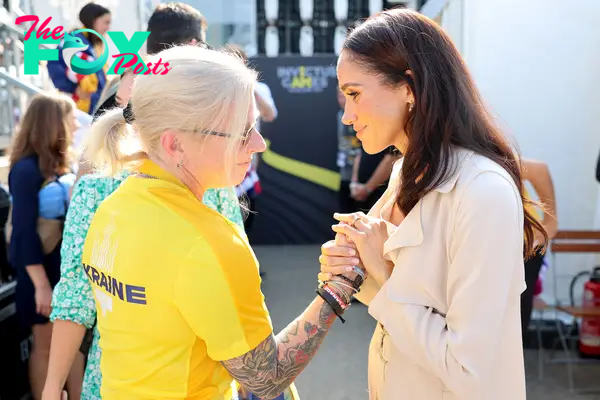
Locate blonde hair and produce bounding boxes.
[83,45,257,179]
[92,55,151,116]
[96,75,121,106]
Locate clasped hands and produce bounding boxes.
[319,212,393,289]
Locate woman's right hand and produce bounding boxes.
[318,234,360,282]
[35,284,53,317]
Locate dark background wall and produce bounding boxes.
[249,55,341,245]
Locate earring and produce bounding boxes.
[408,103,414,113]
[177,160,184,168]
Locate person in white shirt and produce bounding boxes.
[254,81,278,126]
[316,8,547,400]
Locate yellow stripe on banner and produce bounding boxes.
[261,140,341,191]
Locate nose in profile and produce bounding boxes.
[341,107,355,126]
[248,130,267,154]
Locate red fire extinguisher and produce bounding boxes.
[579,267,600,357]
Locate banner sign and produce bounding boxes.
[249,55,341,245]
[277,64,337,93]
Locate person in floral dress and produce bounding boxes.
[45,171,243,400]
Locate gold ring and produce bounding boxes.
[351,215,360,228]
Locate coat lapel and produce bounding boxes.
[381,148,474,256]
[383,198,424,256]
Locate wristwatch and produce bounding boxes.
[351,266,365,288]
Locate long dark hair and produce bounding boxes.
[344,8,546,258]
[78,2,110,47]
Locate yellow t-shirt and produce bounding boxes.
[82,160,273,399]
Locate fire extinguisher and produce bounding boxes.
[579,267,600,357]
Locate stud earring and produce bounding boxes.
[408,103,414,113]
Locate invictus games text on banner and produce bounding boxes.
[277,65,336,93]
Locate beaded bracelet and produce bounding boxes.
[316,283,349,323]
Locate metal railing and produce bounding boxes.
[0,67,93,137]
[1,2,31,138]
[0,68,43,95]
[0,1,59,139]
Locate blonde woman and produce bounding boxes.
[46,45,360,400]
[44,59,246,400]
[45,6,251,398]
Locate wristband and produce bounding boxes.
[316,284,347,323]
[322,284,349,311]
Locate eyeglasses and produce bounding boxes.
[181,126,254,147]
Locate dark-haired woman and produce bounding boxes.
[318,8,546,400]
[9,92,83,400]
[48,2,111,114]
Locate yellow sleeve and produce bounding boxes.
[75,98,91,113]
[79,73,98,94]
[173,240,273,361]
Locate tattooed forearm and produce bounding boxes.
[221,297,337,399]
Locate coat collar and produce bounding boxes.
[383,148,474,255]
[433,148,474,193]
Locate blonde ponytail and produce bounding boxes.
[82,107,144,176]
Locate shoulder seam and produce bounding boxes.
[450,170,521,241]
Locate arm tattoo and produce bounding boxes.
[221,298,337,399]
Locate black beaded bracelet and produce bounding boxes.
[316,285,346,323]
[335,274,362,291]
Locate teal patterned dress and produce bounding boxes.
[49,171,243,400]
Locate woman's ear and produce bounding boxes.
[403,69,415,105]
[159,131,184,159]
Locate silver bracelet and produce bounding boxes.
[324,281,349,304]
[330,279,358,294]
[326,281,352,305]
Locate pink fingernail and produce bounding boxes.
[346,266,353,272]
